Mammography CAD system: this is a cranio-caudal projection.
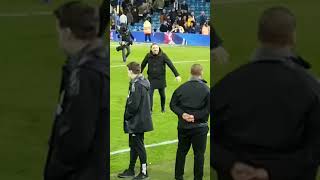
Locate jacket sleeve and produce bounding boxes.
[56,69,100,167]
[170,88,185,117]
[305,84,320,163]
[211,87,236,171]
[164,54,180,77]
[124,83,142,121]
[141,54,149,73]
[191,90,210,122]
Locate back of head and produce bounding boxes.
[258,6,296,46]
[127,62,141,75]
[191,64,203,76]
[54,1,99,40]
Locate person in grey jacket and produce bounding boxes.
[118,62,153,180]
[170,64,210,180]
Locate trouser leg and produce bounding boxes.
[175,129,191,180]
[158,88,166,111]
[191,127,208,180]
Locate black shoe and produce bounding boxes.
[118,169,135,178]
[132,172,149,180]
[116,46,122,51]
[161,109,165,113]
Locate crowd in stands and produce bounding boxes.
[110,0,210,35]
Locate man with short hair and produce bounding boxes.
[44,1,109,180]
[212,6,320,180]
[118,62,153,180]
[141,43,181,112]
[170,64,210,180]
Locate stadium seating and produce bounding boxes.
[129,0,210,32]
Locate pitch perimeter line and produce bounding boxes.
[111,133,210,156]
[111,59,209,68]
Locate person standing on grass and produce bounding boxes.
[44,1,109,180]
[170,64,210,180]
[118,62,153,180]
[141,43,181,113]
[143,18,152,42]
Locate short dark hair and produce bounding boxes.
[54,1,99,40]
[127,62,141,74]
[191,64,203,76]
[258,6,296,45]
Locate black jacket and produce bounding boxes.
[170,78,210,129]
[124,75,153,134]
[141,48,180,89]
[44,39,109,180]
[212,47,320,180]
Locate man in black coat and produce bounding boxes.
[170,64,210,180]
[212,6,320,180]
[141,43,181,112]
[118,62,153,180]
[44,2,109,180]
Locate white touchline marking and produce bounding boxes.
[111,133,210,156]
[111,59,209,68]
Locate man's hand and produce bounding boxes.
[231,162,269,180]
[212,46,229,63]
[182,113,194,122]
[175,76,182,83]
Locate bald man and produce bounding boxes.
[170,64,209,180]
[212,6,320,180]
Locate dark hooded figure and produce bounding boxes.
[141,43,181,112]
[44,2,109,180]
[118,62,153,180]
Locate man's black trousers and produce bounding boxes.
[129,133,147,171]
[149,87,166,111]
[175,126,208,180]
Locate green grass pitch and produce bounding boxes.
[110,42,211,179]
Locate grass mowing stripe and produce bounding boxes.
[111,133,210,156]
[111,59,209,68]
